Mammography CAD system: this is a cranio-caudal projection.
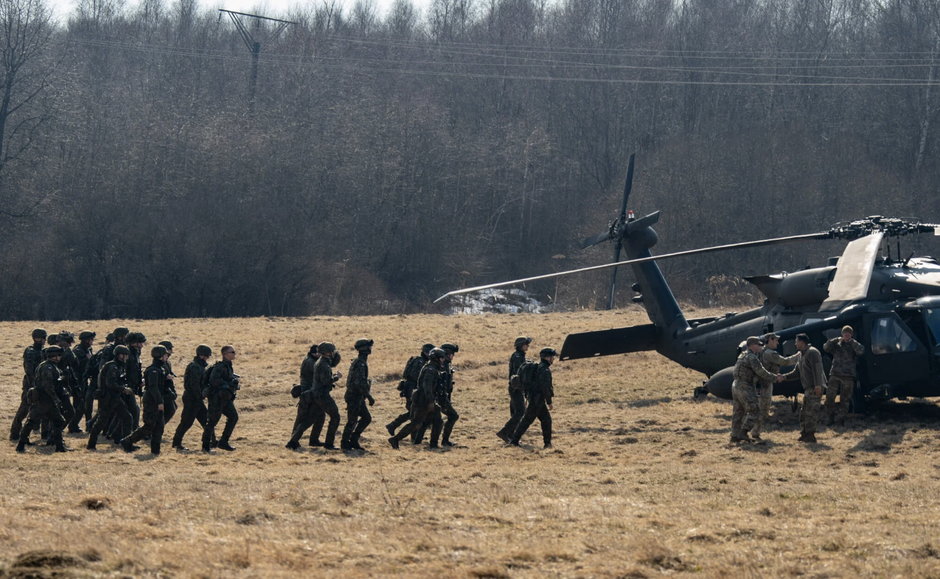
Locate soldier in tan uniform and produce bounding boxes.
[751,333,801,441]
[730,337,782,444]
[823,325,864,426]
[785,333,827,443]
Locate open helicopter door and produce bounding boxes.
[862,312,929,392]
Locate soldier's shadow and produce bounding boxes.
[134,454,159,461]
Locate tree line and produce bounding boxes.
[0,0,938,319]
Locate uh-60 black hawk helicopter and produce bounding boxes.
[436,154,940,407]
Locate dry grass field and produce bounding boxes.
[3,308,940,577]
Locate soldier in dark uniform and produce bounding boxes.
[10,328,46,442]
[87,345,134,449]
[73,331,96,430]
[16,346,68,452]
[510,347,557,449]
[121,345,176,455]
[386,343,433,437]
[497,336,531,443]
[84,329,125,430]
[54,332,81,433]
[341,339,376,451]
[388,348,446,449]
[97,327,129,366]
[437,343,460,446]
[286,344,325,449]
[202,345,240,452]
[310,342,343,450]
[122,332,146,432]
[172,344,213,451]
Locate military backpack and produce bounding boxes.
[510,360,538,393]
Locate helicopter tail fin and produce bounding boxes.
[560,324,658,360]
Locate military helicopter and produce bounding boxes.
[436,156,940,405]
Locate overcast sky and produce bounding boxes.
[48,0,433,23]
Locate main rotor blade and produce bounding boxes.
[434,230,829,303]
[619,153,636,222]
[582,230,613,249]
[819,231,884,311]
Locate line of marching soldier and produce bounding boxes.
[10,327,241,455]
[11,329,559,456]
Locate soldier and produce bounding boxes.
[388,347,446,449]
[172,345,213,451]
[497,336,531,443]
[87,345,134,449]
[730,337,782,444]
[823,325,864,426]
[10,328,46,442]
[98,327,129,366]
[341,339,376,451]
[73,331,96,430]
[785,333,827,443]
[54,332,81,434]
[16,346,68,452]
[202,345,240,452]
[509,347,557,448]
[438,343,461,446]
[286,344,327,450]
[310,342,343,450]
[121,345,176,455]
[84,329,125,430]
[120,332,147,433]
[751,333,800,441]
[386,343,433,437]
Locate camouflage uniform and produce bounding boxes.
[10,340,44,441]
[752,347,800,438]
[202,359,239,451]
[823,337,864,424]
[497,349,529,442]
[310,356,341,449]
[386,352,427,435]
[730,350,776,442]
[87,359,133,449]
[17,358,66,452]
[172,357,211,449]
[509,360,554,447]
[341,354,374,450]
[786,346,827,437]
[122,357,176,454]
[389,359,444,448]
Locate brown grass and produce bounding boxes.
[2,308,940,576]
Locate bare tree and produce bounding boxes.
[0,0,53,216]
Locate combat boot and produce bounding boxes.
[121,439,139,453]
[388,437,400,449]
[15,442,26,453]
[55,444,68,453]
[350,434,364,451]
[797,432,817,443]
[217,441,235,451]
[386,423,396,436]
[286,440,300,450]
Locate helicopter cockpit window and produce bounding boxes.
[870,316,917,355]
[925,309,940,348]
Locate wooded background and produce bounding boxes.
[0,0,938,319]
